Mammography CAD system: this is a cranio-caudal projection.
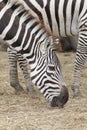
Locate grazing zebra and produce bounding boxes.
[17,0,87,98]
[0,0,69,107]
[7,36,76,94]
[7,47,35,93]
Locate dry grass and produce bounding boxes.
[0,51,87,130]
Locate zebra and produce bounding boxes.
[7,47,35,93]
[16,0,87,98]
[7,37,77,94]
[0,0,69,107]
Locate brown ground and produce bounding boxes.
[0,51,87,130]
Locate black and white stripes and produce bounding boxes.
[19,0,87,97]
[0,0,69,107]
[7,47,35,93]
[22,0,85,36]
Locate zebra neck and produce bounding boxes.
[0,0,49,50]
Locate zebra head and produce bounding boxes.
[30,36,69,108]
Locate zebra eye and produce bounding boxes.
[48,66,55,71]
[47,43,50,48]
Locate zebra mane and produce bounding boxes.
[1,0,59,51]
[9,0,35,20]
[2,0,53,37]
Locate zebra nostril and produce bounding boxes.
[51,96,63,108]
[51,96,60,107]
[60,85,69,105]
[51,86,69,108]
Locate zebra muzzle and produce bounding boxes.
[51,86,69,108]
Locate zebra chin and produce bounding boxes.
[50,86,69,108]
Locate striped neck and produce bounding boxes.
[0,0,53,75]
[0,0,49,56]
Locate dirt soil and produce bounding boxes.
[0,51,87,130]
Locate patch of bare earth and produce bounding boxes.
[0,51,87,130]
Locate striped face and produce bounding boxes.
[30,38,69,107]
[44,50,69,107]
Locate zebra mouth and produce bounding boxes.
[50,86,69,108]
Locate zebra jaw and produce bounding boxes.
[50,86,69,108]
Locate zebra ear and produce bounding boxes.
[40,37,51,54]
[48,36,59,51]
[40,42,46,54]
[53,37,59,45]
[40,37,59,54]
[49,36,59,45]
[50,37,59,51]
